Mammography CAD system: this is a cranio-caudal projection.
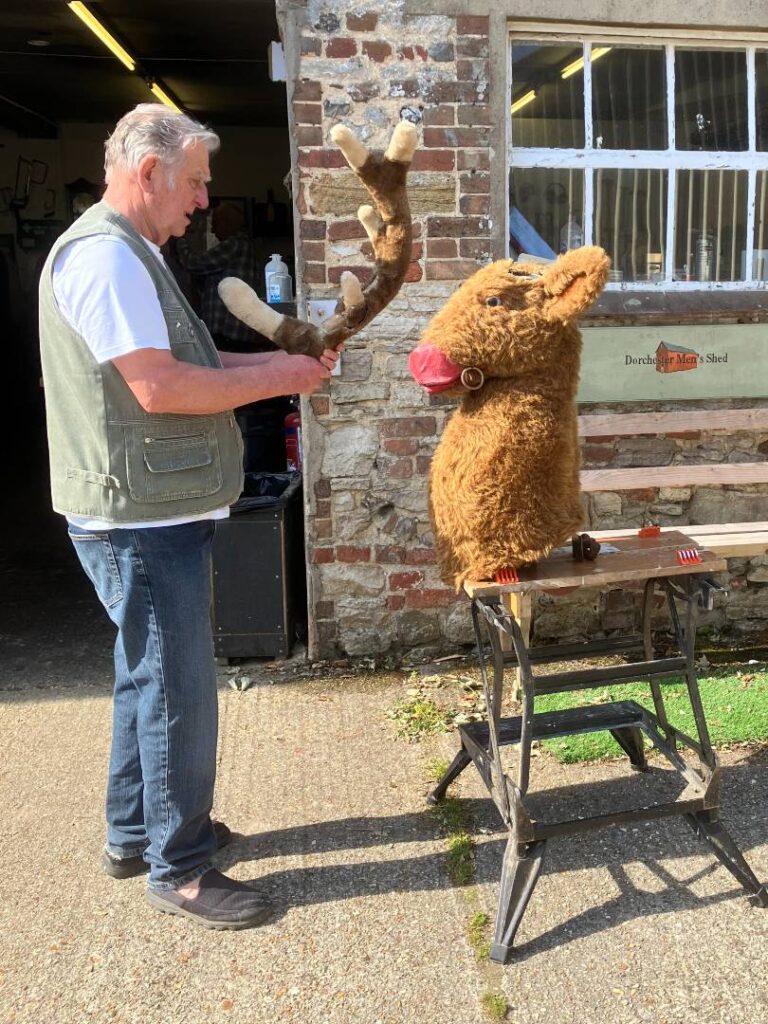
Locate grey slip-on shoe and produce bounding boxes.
[102,820,232,880]
[146,868,276,930]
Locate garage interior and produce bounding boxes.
[0,1,296,670]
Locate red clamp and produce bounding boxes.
[638,525,661,538]
[495,566,519,584]
[676,547,703,566]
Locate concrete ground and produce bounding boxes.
[2,562,768,1023]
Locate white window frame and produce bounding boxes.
[508,24,768,290]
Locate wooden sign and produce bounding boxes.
[578,323,768,402]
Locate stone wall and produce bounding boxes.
[279,0,768,661]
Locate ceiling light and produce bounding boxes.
[67,1,136,71]
[511,89,537,114]
[27,38,51,47]
[561,46,612,80]
[150,82,182,113]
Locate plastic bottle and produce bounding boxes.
[559,217,583,253]
[284,408,302,473]
[265,254,292,304]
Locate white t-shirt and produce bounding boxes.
[52,234,229,530]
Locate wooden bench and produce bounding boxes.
[504,405,768,652]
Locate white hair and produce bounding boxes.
[104,103,220,184]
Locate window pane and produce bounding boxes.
[675,170,747,281]
[592,47,667,150]
[593,169,668,282]
[509,168,584,259]
[511,41,585,148]
[756,51,768,150]
[675,50,747,151]
[752,171,768,279]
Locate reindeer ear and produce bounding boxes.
[544,273,597,322]
[541,247,610,322]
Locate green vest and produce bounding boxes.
[38,201,244,522]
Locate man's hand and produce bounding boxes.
[269,350,330,394]
[318,345,342,373]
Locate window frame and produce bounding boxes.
[508,23,768,290]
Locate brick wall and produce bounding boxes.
[284,3,493,661]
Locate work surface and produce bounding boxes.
[2,668,768,1024]
[464,530,727,598]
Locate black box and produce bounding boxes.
[211,474,306,659]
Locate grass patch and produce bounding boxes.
[386,693,454,740]
[468,911,491,960]
[424,757,451,782]
[480,991,509,1020]
[537,670,768,763]
[446,831,475,885]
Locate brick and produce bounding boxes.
[427,216,489,237]
[336,546,371,562]
[457,16,490,35]
[293,79,321,102]
[666,431,702,440]
[428,42,455,62]
[426,259,481,280]
[425,81,482,104]
[457,37,489,58]
[304,263,326,283]
[388,79,420,98]
[315,479,331,498]
[423,106,455,127]
[310,394,330,416]
[404,261,423,282]
[349,81,380,103]
[301,37,322,56]
[376,545,406,563]
[384,458,413,479]
[315,600,335,619]
[389,571,424,590]
[316,620,338,643]
[346,12,377,31]
[460,238,492,259]
[415,455,432,474]
[403,548,437,565]
[460,171,491,194]
[425,126,489,148]
[387,594,406,611]
[363,40,392,62]
[459,194,490,215]
[624,488,657,501]
[380,417,437,438]
[458,105,492,127]
[457,149,490,171]
[427,238,458,258]
[328,219,368,241]
[315,499,331,518]
[298,149,348,168]
[328,265,373,285]
[326,37,357,58]
[458,59,489,82]
[384,438,419,455]
[582,445,614,464]
[412,149,456,172]
[404,588,456,609]
[398,45,428,61]
[315,518,333,540]
[302,240,325,261]
[295,125,323,147]
[293,102,322,125]
[312,548,334,564]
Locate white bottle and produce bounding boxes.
[265,253,292,304]
[559,217,583,253]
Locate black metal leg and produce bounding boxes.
[684,813,768,906]
[490,837,547,963]
[427,746,472,804]
[610,725,648,772]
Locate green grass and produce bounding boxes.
[536,670,768,763]
[468,911,491,960]
[385,694,455,741]
[480,991,509,1020]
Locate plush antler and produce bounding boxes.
[217,120,418,360]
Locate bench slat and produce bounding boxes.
[581,462,768,491]
[590,524,768,558]
[579,409,768,437]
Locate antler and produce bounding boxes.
[218,120,418,360]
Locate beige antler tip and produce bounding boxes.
[386,120,418,163]
[331,124,369,170]
[357,204,382,241]
[340,270,365,309]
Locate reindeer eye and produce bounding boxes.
[485,296,502,307]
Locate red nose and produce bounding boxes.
[408,345,463,394]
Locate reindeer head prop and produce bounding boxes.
[217,121,418,359]
[408,246,610,589]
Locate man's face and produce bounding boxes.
[150,142,210,244]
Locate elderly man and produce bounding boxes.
[38,104,337,930]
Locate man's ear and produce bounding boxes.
[137,155,160,195]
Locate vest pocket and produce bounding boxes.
[124,424,223,503]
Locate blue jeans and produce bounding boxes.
[68,521,219,890]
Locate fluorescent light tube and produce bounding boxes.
[150,82,182,113]
[561,46,612,80]
[67,1,136,71]
[511,89,537,114]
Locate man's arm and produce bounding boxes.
[219,347,340,372]
[112,347,332,415]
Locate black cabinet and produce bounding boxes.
[211,475,306,659]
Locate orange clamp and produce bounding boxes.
[676,547,703,566]
[495,566,520,584]
[638,525,661,538]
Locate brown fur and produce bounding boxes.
[411,247,610,589]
